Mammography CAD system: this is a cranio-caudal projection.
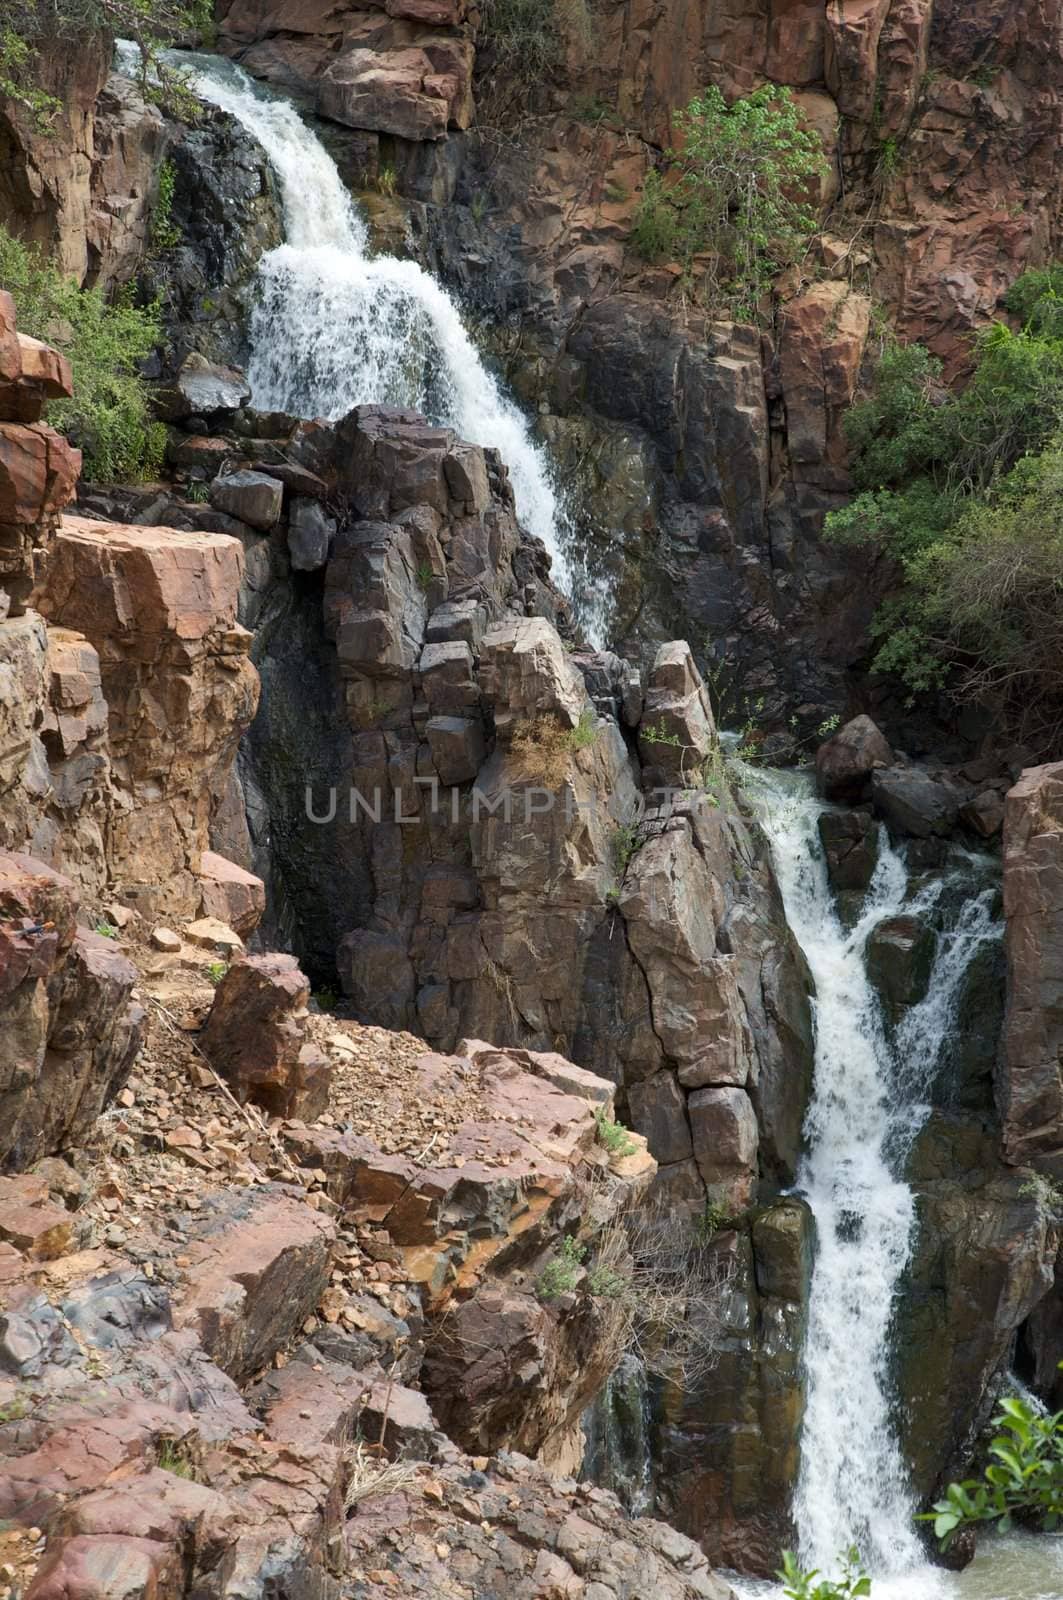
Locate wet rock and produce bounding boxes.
[209,469,283,530]
[154,353,250,422]
[866,912,935,1020]
[815,715,893,802]
[200,952,333,1120]
[818,808,879,894]
[1000,761,1063,1175]
[287,496,335,572]
[871,766,962,838]
[897,1114,1055,1497]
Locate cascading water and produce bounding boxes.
[735,768,1002,1599]
[117,47,607,634]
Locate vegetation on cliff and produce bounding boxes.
[827,267,1063,745]
[632,84,826,318]
[0,0,209,124]
[0,227,164,480]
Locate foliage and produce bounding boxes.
[0,227,165,482]
[206,961,228,986]
[920,1382,1063,1546]
[94,920,119,939]
[1020,1171,1063,1218]
[593,1105,637,1157]
[477,0,590,95]
[376,164,397,198]
[825,267,1063,740]
[631,84,827,317]
[150,159,180,253]
[156,1440,198,1480]
[569,707,599,748]
[313,984,339,1013]
[537,1233,587,1299]
[0,0,211,126]
[779,1549,871,1600]
[609,822,641,878]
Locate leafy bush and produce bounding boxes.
[537,1233,587,1300]
[921,1384,1063,1547]
[0,227,165,482]
[0,0,210,124]
[778,1549,871,1600]
[825,267,1063,739]
[631,84,827,317]
[593,1105,637,1157]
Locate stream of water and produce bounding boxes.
[733,769,1053,1600]
[116,46,604,630]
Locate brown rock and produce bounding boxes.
[815,714,893,800]
[199,953,332,1119]
[24,1536,181,1600]
[779,283,870,491]
[195,851,265,938]
[687,1086,759,1208]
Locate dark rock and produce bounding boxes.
[871,766,962,838]
[154,354,250,422]
[866,913,936,1020]
[287,496,335,572]
[816,715,893,801]
[818,808,879,894]
[960,788,1005,838]
[210,470,283,531]
[425,714,485,785]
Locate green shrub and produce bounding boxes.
[0,227,165,483]
[150,159,180,254]
[778,1549,871,1600]
[537,1233,587,1300]
[630,84,827,317]
[825,267,1063,738]
[920,1381,1063,1546]
[594,1105,637,1157]
[0,0,211,126]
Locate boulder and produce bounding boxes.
[687,1085,758,1208]
[479,617,586,736]
[209,469,283,530]
[817,808,879,894]
[637,641,716,788]
[199,952,333,1120]
[155,354,250,421]
[287,496,335,571]
[871,765,961,838]
[317,41,474,142]
[425,713,485,785]
[195,850,265,939]
[865,912,935,1021]
[960,788,1005,838]
[815,715,893,801]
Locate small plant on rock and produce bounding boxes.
[94,921,119,940]
[150,159,181,254]
[537,1233,587,1300]
[593,1105,637,1158]
[206,960,228,986]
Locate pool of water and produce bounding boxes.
[728,1533,1063,1600]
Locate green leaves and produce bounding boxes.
[631,82,828,320]
[778,1546,871,1600]
[0,226,165,482]
[919,1382,1063,1548]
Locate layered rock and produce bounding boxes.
[33,515,260,918]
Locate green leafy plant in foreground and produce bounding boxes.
[537,1233,587,1300]
[920,1380,1063,1547]
[779,1548,871,1600]
[593,1105,637,1157]
[0,226,165,482]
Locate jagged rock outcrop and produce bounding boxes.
[1000,761,1063,1178]
[32,515,260,919]
[0,850,142,1172]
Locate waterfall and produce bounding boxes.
[122,48,594,627]
[743,769,1000,1593]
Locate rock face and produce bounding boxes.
[200,951,333,1119]
[1000,762,1063,1178]
[0,850,142,1171]
[33,516,260,918]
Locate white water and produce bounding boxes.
[119,47,593,623]
[737,768,1002,1599]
